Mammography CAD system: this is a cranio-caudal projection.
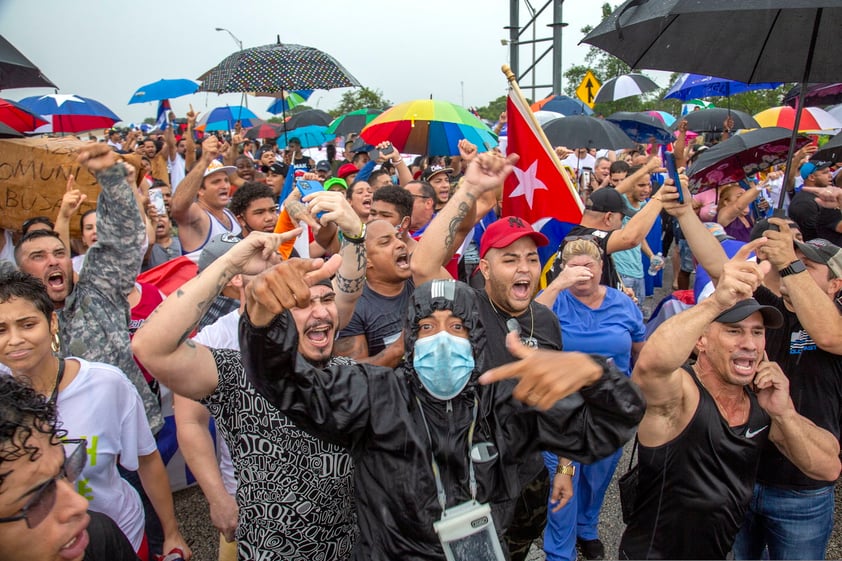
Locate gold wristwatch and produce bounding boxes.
[557,461,575,477]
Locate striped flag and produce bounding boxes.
[155,99,172,130]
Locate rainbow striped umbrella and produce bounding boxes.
[754,106,842,132]
[360,99,497,155]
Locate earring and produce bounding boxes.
[51,331,61,354]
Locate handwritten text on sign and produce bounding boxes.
[0,137,100,236]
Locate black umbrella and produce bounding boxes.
[606,112,673,144]
[581,1,841,84]
[582,1,842,209]
[198,38,360,94]
[284,109,332,130]
[0,35,57,90]
[783,83,842,108]
[677,108,759,134]
[812,132,842,164]
[542,116,635,150]
[686,128,811,192]
[594,73,659,104]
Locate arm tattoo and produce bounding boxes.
[340,238,367,271]
[286,200,308,223]
[444,200,472,249]
[335,271,365,294]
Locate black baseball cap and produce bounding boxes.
[585,188,636,218]
[714,298,783,328]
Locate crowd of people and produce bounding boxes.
[0,102,841,561]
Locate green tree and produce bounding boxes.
[563,3,653,116]
[474,94,533,121]
[330,87,391,117]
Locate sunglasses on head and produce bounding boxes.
[0,439,87,529]
[563,235,605,254]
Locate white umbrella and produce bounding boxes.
[593,73,659,104]
[533,110,564,126]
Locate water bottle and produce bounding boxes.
[648,252,664,276]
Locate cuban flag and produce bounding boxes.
[502,85,583,285]
[155,99,172,130]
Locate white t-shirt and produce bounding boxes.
[169,153,186,192]
[562,153,596,174]
[192,309,240,494]
[56,358,158,551]
[0,229,15,266]
[72,253,86,274]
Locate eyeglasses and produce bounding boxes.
[410,194,431,200]
[0,438,87,529]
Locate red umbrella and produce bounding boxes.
[0,98,47,132]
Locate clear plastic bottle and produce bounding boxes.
[648,252,664,276]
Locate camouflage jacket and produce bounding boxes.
[58,164,164,433]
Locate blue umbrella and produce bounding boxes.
[128,79,199,104]
[198,105,258,131]
[532,94,594,116]
[278,125,335,148]
[664,74,782,102]
[18,94,120,133]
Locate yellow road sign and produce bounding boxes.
[576,70,601,108]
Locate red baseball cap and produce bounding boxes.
[479,217,549,259]
[337,163,359,179]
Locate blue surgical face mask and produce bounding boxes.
[413,330,475,400]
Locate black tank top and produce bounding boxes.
[619,365,770,560]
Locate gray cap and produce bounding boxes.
[197,233,241,273]
[794,238,842,279]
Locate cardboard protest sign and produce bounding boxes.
[0,137,99,237]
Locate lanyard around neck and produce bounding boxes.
[415,395,479,512]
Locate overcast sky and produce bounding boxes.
[0,1,651,126]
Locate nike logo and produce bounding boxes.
[745,425,769,439]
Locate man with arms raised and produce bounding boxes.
[619,242,840,560]
[171,136,241,262]
[133,228,363,561]
[14,144,161,431]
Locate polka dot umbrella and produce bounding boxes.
[197,39,360,95]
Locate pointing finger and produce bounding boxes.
[734,237,766,261]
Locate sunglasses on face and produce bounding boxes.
[0,439,87,529]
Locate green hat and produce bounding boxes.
[324,177,348,191]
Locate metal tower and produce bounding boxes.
[504,0,568,102]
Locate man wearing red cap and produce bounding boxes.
[412,151,614,560]
[337,163,360,185]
